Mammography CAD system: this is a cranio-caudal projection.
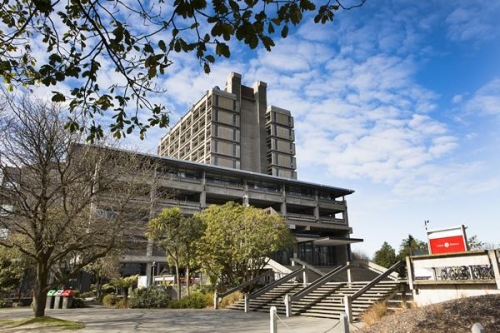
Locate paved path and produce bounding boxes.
[0,306,364,332]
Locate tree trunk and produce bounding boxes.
[175,264,181,300]
[186,266,190,296]
[33,263,49,317]
[123,288,129,308]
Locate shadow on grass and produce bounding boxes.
[0,316,84,330]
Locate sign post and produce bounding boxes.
[427,225,468,255]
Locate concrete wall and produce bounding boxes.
[413,283,500,306]
[407,250,500,305]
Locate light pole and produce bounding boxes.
[151,261,156,286]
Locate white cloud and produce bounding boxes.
[464,79,500,116]
[445,2,500,43]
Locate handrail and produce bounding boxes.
[291,258,326,277]
[291,263,350,302]
[251,267,306,299]
[217,270,273,299]
[353,259,400,281]
[349,260,405,302]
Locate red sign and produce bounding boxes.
[429,235,466,254]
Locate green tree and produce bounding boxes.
[468,235,486,251]
[398,235,428,259]
[373,242,397,268]
[0,91,154,317]
[83,253,121,300]
[198,202,294,292]
[104,274,138,308]
[0,245,25,295]
[0,0,365,141]
[147,207,204,298]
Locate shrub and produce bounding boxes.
[80,291,95,299]
[219,291,242,308]
[361,301,387,327]
[170,292,212,309]
[0,299,12,308]
[102,294,120,308]
[129,287,170,309]
[71,298,85,308]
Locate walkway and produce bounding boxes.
[0,306,363,333]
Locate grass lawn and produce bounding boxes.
[0,316,85,330]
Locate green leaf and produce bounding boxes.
[51,92,66,102]
[281,25,289,38]
[158,40,166,52]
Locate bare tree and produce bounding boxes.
[0,91,154,317]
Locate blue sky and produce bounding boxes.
[115,0,500,257]
[18,0,498,256]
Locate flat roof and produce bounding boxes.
[79,144,355,197]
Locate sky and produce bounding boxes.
[11,0,500,257]
[115,0,500,257]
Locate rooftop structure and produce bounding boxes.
[158,72,297,179]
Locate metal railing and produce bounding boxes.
[344,260,405,322]
[291,263,349,302]
[213,270,273,309]
[291,257,326,277]
[251,267,306,299]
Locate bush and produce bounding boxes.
[170,292,212,309]
[0,299,12,308]
[71,298,85,308]
[129,287,170,309]
[219,291,242,308]
[102,294,120,308]
[361,301,387,327]
[80,291,95,299]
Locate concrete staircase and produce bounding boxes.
[227,282,303,313]
[227,279,405,320]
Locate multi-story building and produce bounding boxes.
[158,72,297,179]
[116,148,361,271]
[1,144,361,287]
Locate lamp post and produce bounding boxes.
[151,261,156,286]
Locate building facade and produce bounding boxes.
[114,149,361,273]
[158,72,297,179]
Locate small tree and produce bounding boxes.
[373,242,397,268]
[147,207,204,298]
[398,235,428,259]
[198,202,294,292]
[83,253,121,300]
[0,245,25,295]
[104,275,138,308]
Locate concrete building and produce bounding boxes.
[158,72,297,179]
[114,148,361,274]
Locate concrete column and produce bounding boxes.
[270,306,277,333]
[343,196,349,225]
[347,261,352,286]
[344,295,352,323]
[284,294,291,317]
[213,292,219,309]
[200,171,206,208]
[314,189,319,222]
[340,312,350,333]
[281,184,287,215]
[244,293,250,312]
[146,167,158,286]
[471,323,485,333]
[488,250,500,289]
[302,265,307,287]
